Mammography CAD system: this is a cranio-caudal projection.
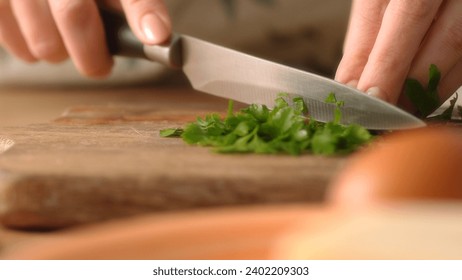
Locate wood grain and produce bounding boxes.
[0,89,345,229]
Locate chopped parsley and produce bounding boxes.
[160,93,372,156]
[159,128,184,137]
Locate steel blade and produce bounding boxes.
[178,35,424,130]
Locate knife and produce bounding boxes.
[100,9,425,130]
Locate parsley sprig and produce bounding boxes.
[405,64,460,120]
[161,93,372,156]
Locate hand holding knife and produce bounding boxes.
[100,8,425,131]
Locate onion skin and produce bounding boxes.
[327,127,462,209]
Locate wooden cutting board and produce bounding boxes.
[0,88,345,229]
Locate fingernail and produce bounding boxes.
[346,80,358,88]
[366,87,387,102]
[141,13,169,44]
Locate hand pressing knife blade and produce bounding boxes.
[100,9,425,130]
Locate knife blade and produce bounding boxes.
[101,10,425,130]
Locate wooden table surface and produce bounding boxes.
[0,85,345,255]
[1,86,151,252]
[1,86,462,260]
[1,85,196,252]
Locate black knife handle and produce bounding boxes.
[99,8,182,68]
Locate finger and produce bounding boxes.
[357,0,444,103]
[120,0,171,45]
[439,59,462,103]
[48,0,113,77]
[11,0,67,63]
[408,0,462,99]
[335,0,390,85]
[0,0,36,62]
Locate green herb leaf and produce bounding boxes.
[159,128,184,137]
[325,92,344,124]
[160,94,372,156]
[227,99,235,118]
[428,64,441,94]
[404,64,441,117]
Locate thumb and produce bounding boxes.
[120,0,171,45]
